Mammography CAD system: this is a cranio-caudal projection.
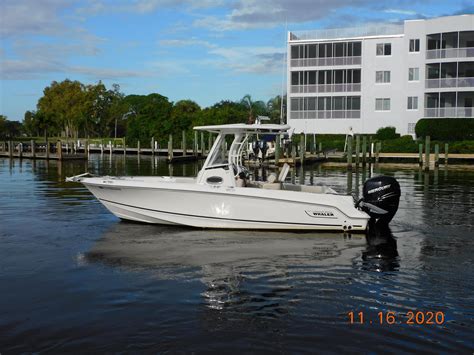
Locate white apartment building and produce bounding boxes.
[287,14,474,135]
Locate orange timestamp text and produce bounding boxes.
[348,311,446,325]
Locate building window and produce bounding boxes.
[409,39,420,52]
[376,71,391,83]
[408,123,416,134]
[376,43,391,56]
[408,68,419,81]
[407,96,418,110]
[375,98,390,111]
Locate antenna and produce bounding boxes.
[280,18,287,125]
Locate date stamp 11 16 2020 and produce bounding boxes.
[348,311,446,325]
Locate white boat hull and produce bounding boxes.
[81,176,370,231]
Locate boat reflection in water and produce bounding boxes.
[84,220,399,313]
[361,220,399,272]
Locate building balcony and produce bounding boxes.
[290,56,361,68]
[291,110,361,119]
[425,77,474,89]
[424,107,474,118]
[290,83,361,94]
[426,47,474,60]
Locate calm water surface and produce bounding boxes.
[0,155,473,353]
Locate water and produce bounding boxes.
[0,155,473,352]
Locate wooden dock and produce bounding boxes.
[0,141,87,160]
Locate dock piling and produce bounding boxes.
[182,130,186,156]
[291,143,296,166]
[434,144,439,167]
[355,135,360,166]
[375,142,381,163]
[362,135,367,166]
[445,143,449,165]
[275,135,280,164]
[418,143,423,166]
[168,134,173,160]
[299,133,305,165]
[424,136,431,171]
[57,141,63,160]
[31,140,36,158]
[200,132,205,157]
[347,135,353,170]
[151,137,155,156]
[194,131,198,156]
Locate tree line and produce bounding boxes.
[0,79,286,145]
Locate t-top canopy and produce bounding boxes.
[194,123,290,134]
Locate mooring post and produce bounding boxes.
[362,135,367,166]
[444,143,449,165]
[31,140,36,158]
[424,136,430,171]
[418,143,423,166]
[137,140,140,156]
[291,143,296,166]
[299,133,305,165]
[368,136,373,163]
[355,135,360,166]
[8,141,13,158]
[347,135,353,170]
[434,144,439,167]
[109,140,113,155]
[151,137,155,156]
[57,140,63,160]
[275,135,280,164]
[318,142,322,158]
[46,138,50,160]
[100,139,104,154]
[194,130,198,156]
[168,134,173,160]
[123,138,126,155]
[375,142,381,163]
[182,130,186,156]
[200,132,205,157]
[85,139,89,158]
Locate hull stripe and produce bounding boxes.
[99,198,350,228]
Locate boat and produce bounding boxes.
[66,124,400,231]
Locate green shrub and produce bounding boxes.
[375,126,399,140]
[379,135,418,153]
[415,118,474,141]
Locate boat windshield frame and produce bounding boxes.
[196,124,290,174]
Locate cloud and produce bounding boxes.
[0,56,148,80]
[76,0,227,16]
[193,0,443,31]
[0,0,73,38]
[206,46,285,74]
[158,38,216,48]
[384,8,417,15]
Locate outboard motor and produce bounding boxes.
[358,176,401,224]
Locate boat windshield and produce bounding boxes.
[205,134,230,168]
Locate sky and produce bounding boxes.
[1,0,473,121]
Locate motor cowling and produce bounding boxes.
[360,176,401,224]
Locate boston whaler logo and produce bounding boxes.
[305,210,336,218]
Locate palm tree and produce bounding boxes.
[240,94,268,124]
